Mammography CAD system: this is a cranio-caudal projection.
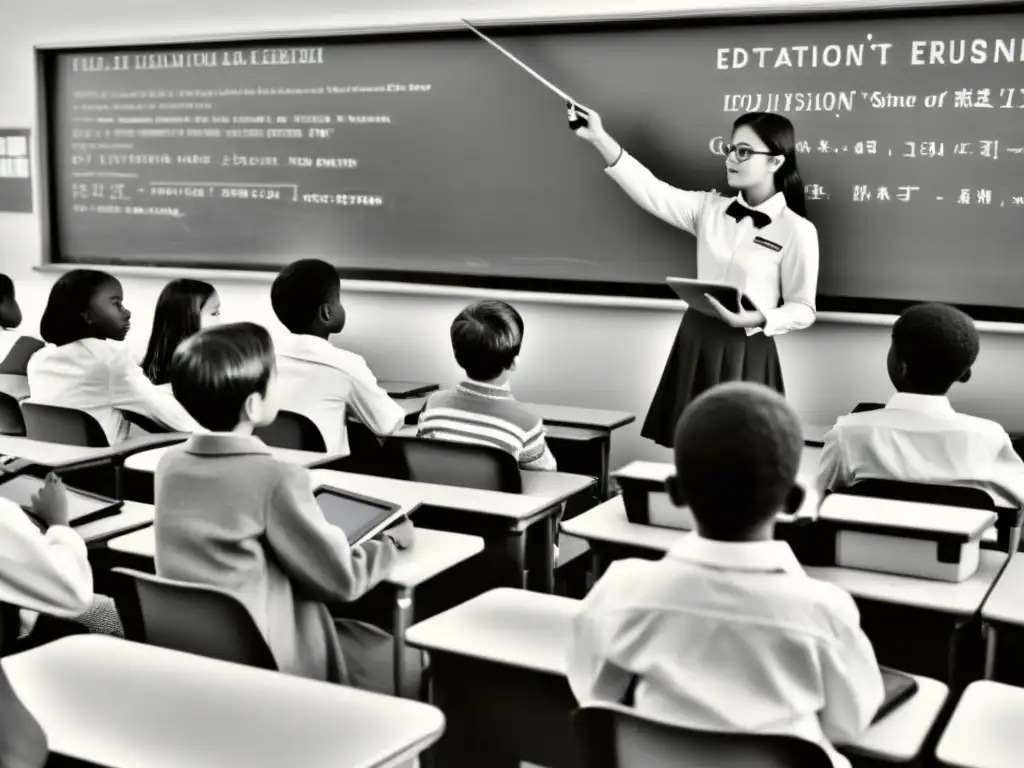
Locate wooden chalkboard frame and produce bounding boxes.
[33,0,1024,323]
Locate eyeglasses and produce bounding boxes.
[723,144,776,162]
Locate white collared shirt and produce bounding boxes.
[606,152,819,337]
[273,333,405,456]
[0,498,93,635]
[26,338,203,445]
[817,392,1024,507]
[568,534,883,768]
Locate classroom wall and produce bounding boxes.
[1,0,1022,468]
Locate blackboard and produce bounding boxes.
[39,2,1024,320]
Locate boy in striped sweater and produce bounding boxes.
[417,300,557,472]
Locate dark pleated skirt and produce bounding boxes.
[641,310,785,448]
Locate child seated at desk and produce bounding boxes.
[817,302,1024,507]
[0,273,43,378]
[156,322,421,694]
[141,278,221,386]
[0,474,123,643]
[568,382,884,768]
[417,299,556,472]
[26,270,202,445]
[270,259,404,457]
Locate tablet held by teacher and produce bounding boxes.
[571,105,820,448]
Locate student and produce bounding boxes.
[26,270,202,444]
[0,273,44,378]
[156,322,420,694]
[270,259,404,455]
[141,278,221,386]
[817,302,1024,507]
[417,300,557,471]
[0,474,123,643]
[568,383,883,768]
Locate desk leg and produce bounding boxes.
[504,530,528,589]
[598,435,611,500]
[393,587,414,698]
[534,514,555,594]
[983,624,997,680]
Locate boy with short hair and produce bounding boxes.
[417,299,556,471]
[157,322,419,693]
[568,382,884,768]
[817,302,1024,507]
[270,259,405,456]
[0,273,43,376]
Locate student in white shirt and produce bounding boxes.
[0,473,123,641]
[817,303,1024,507]
[26,269,203,445]
[572,107,819,447]
[568,383,883,768]
[0,273,43,378]
[141,278,221,386]
[270,259,404,456]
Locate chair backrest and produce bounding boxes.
[253,409,327,452]
[846,478,995,510]
[381,435,522,492]
[111,567,278,670]
[851,402,885,414]
[21,403,109,447]
[0,392,25,436]
[0,336,44,376]
[573,703,832,768]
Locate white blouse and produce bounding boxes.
[26,337,202,444]
[606,151,819,337]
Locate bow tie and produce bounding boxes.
[725,200,771,229]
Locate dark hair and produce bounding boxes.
[673,382,803,535]
[733,112,806,218]
[0,274,19,329]
[270,259,340,333]
[38,269,117,346]
[892,303,979,394]
[141,279,217,385]
[169,322,275,432]
[450,300,524,381]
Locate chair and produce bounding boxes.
[846,478,1022,553]
[253,409,327,452]
[850,402,885,414]
[572,702,832,768]
[0,336,44,376]
[381,435,521,492]
[112,567,277,670]
[122,409,170,435]
[20,403,109,448]
[0,391,25,436]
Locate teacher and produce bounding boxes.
[574,108,820,448]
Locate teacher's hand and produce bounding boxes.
[704,294,766,329]
[571,104,605,142]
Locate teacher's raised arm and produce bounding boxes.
[571,105,819,448]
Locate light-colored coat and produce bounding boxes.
[154,433,398,684]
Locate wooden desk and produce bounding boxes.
[124,443,339,473]
[0,373,29,400]
[313,469,594,593]
[378,380,439,399]
[0,436,113,466]
[935,680,1021,768]
[107,525,484,698]
[406,588,946,768]
[78,501,154,546]
[4,635,445,768]
[523,403,635,501]
[980,554,1024,684]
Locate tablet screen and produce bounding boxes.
[873,666,918,723]
[314,487,403,545]
[0,476,122,526]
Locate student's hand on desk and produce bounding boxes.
[704,295,766,329]
[31,473,69,529]
[383,517,415,551]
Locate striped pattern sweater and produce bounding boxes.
[416,381,557,471]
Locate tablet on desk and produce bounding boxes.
[666,277,761,317]
[314,485,408,546]
[872,666,919,724]
[0,476,123,528]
